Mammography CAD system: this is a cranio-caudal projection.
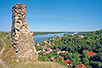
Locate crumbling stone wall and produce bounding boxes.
[9,3,37,60]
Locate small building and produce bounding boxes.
[37,50,41,53]
[46,51,50,54]
[46,47,53,52]
[41,51,45,54]
[50,49,53,52]
[44,40,48,44]
[36,43,40,46]
[87,51,97,57]
[52,37,55,40]
[57,50,61,54]
[48,43,51,46]
[56,39,58,41]
[78,37,81,39]
[41,45,44,48]
[74,34,77,36]
[79,35,84,38]
[50,57,54,61]
[46,47,51,50]
[61,51,68,53]
[58,56,64,61]
[65,51,69,53]
[51,43,55,45]
[64,59,70,64]
[76,64,87,68]
[89,32,91,34]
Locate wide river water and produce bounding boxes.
[33,33,65,43]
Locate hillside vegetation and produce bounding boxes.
[36,30,102,68]
[0,32,65,68]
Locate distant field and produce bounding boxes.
[0,32,75,35]
[33,32,64,35]
[33,32,75,35]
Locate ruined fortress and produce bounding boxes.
[8,3,37,60]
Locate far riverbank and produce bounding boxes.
[33,32,74,43]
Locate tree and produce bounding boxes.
[90,61,102,68]
[82,57,89,66]
[97,52,102,63]
[83,50,90,58]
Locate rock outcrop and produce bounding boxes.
[9,3,37,60]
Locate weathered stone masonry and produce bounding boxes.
[9,3,37,60]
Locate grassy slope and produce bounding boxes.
[0,32,65,68]
[10,61,65,68]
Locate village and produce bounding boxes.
[35,32,98,68]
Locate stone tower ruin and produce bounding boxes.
[9,3,37,60]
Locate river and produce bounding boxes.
[33,33,65,43]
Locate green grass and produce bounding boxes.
[0,32,66,68]
[8,61,65,68]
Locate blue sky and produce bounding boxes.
[0,0,102,32]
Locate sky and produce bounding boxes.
[0,0,102,32]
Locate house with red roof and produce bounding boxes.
[65,51,68,53]
[41,45,44,48]
[64,59,70,64]
[57,50,61,54]
[89,32,91,34]
[46,47,53,52]
[56,39,58,41]
[78,37,81,39]
[41,51,45,54]
[46,51,50,54]
[36,43,40,46]
[50,57,54,61]
[87,51,97,57]
[46,47,51,50]
[51,43,55,45]
[76,64,87,68]
[74,34,77,36]
[44,56,46,57]
[79,35,84,38]
[61,57,64,61]
[58,56,64,61]
[44,40,48,44]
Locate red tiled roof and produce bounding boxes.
[59,56,64,61]
[45,40,47,41]
[51,43,55,45]
[41,51,45,54]
[57,50,61,52]
[61,57,64,61]
[65,51,68,53]
[41,45,44,48]
[89,32,91,34]
[46,47,51,50]
[64,59,70,64]
[50,57,54,61]
[56,39,58,41]
[87,51,97,57]
[78,37,81,39]
[74,34,77,36]
[44,56,46,57]
[76,64,87,68]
